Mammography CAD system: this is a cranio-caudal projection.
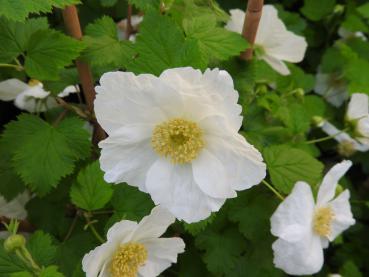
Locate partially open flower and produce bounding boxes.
[225,5,307,75]
[94,67,266,223]
[271,161,355,275]
[82,206,185,277]
[0,78,78,113]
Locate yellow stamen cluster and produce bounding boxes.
[151,118,204,164]
[313,206,334,237]
[110,242,147,277]
[28,79,41,87]
[338,140,356,157]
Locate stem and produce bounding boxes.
[0,63,23,70]
[92,210,114,215]
[125,4,133,40]
[62,5,106,145]
[53,110,68,127]
[63,213,79,242]
[305,129,347,144]
[89,224,105,243]
[262,179,284,201]
[20,246,41,272]
[240,0,264,60]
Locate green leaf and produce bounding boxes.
[195,228,246,275]
[110,184,154,221]
[127,12,205,75]
[70,161,113,211]
[27,231,57,267]
[301,0,336,21]
[128,0,160,11]
[39,266,65,277]
[2,115,91,195]
[0,17,49,63]
[340,261,362,277]
[0,0,81,22]
[183,14,248,61]
[357,3,369,19]
[183,214,216,236]
[0,241,29,275]
[100,0,118,7]
[85,16,117,38]
[263,145,324,193]
[25,29,84,80]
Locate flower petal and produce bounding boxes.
[271,181,315,242]
[57,85,79,97]
[0,191,30,220]
[131,206,176,241]
[106,219,138,244]
[314,72,348,107]
[262,54,290,75]
[192,149,235,198]
[0,78,28,101]
[225,9,244,34]
[141,237,185,263]
[347,93,369,120]
[317,160,352,205]
[145,159,225,223]
[328,190,355,241]
[82,242,116,277]
[272,235,324,275]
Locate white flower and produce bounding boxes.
[271,160,355,275]
[314,70,348,107]
[117,15,143,41]
[338,27,366,41]
[95,67,266,223]
[0,191,30,220]
[0,78,78,113]
[82,206,185,277]
[225,5,307,75]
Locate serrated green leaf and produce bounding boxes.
[263,145,324,193]
[301,0,336,21]
[100,0,118,7]
[183,14,248,61]
[0,241,29,275]
[70,161,113,211]
[27,231,57,267]
[195,228,246,275]
[24,29,84,80]
[39,265,64,277]
[127,12,205,75]
[85,16,117,38]
[357,3,369,19]
[0,0,81,22]
[110,184,154,221]
[128,0,160,11]
[183,213,216,236]
[2,115,90,195]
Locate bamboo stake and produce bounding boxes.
[240,0,264,60]
[62,6,106,145]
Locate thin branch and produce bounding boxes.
[262,180,285,201]
[62,5,106,145]
[240,0,264,60]
[125,4,133,40]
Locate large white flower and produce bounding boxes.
[0,191,30,220]
[314,70,348,107]
[95,67,266,223]
[319,93,369,154]
[82,206,185,277]
[0,78,78,113]
[225,5,307,75]
[270,160,355,275]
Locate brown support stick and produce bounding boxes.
[62,6,106,145]
[125,4,133,40]
[240,0,264,60]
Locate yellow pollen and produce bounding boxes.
[28,79,41,87]
[151,118,204,164]
[110,242,147,277]
[313,206,334,237]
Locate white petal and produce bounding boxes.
[131,206,176,241]
[192,149,234,198]
[106,219,138,244]
[0,191,30,220]
[347,93,369,120]
[357,116,369,142]
[57,85,79,97]
[271,182,315,242]
[225,9,245,34]
[261,54,290,75]
[205,134,266,191]
[141,237,185,263]
[0,79,28,101]
[328,190,355,241]
[314,73,348,107]
[272,235,324,275]
[82,242,116,277]
[99,126,156,190]
[138,256,171,277]
[317,160,352,205]
[145,159,225,223]
[14,85,57,113]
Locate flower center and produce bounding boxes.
[313,206,334,237]
[338,140,356,157]
[151,118,204,164]
[110,242,147,277]
[27,79,41,87]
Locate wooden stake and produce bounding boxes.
[125,4,133,40]
[240,0,264,60]
[62,6,106,144]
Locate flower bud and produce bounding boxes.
[3,234,26,253]
[312,116,325,127]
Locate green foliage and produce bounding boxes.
[301,0,336,21]
[128,0,160,11]
[27,231,57,266]
[70,161,113,211]
[183,213,216,236]
[39,266,64,277]
[263,145,324,193]
[1,115,90,195]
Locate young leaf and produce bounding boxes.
[70,161,113,211]
[2,115,91,196]
[263,145,324,193]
